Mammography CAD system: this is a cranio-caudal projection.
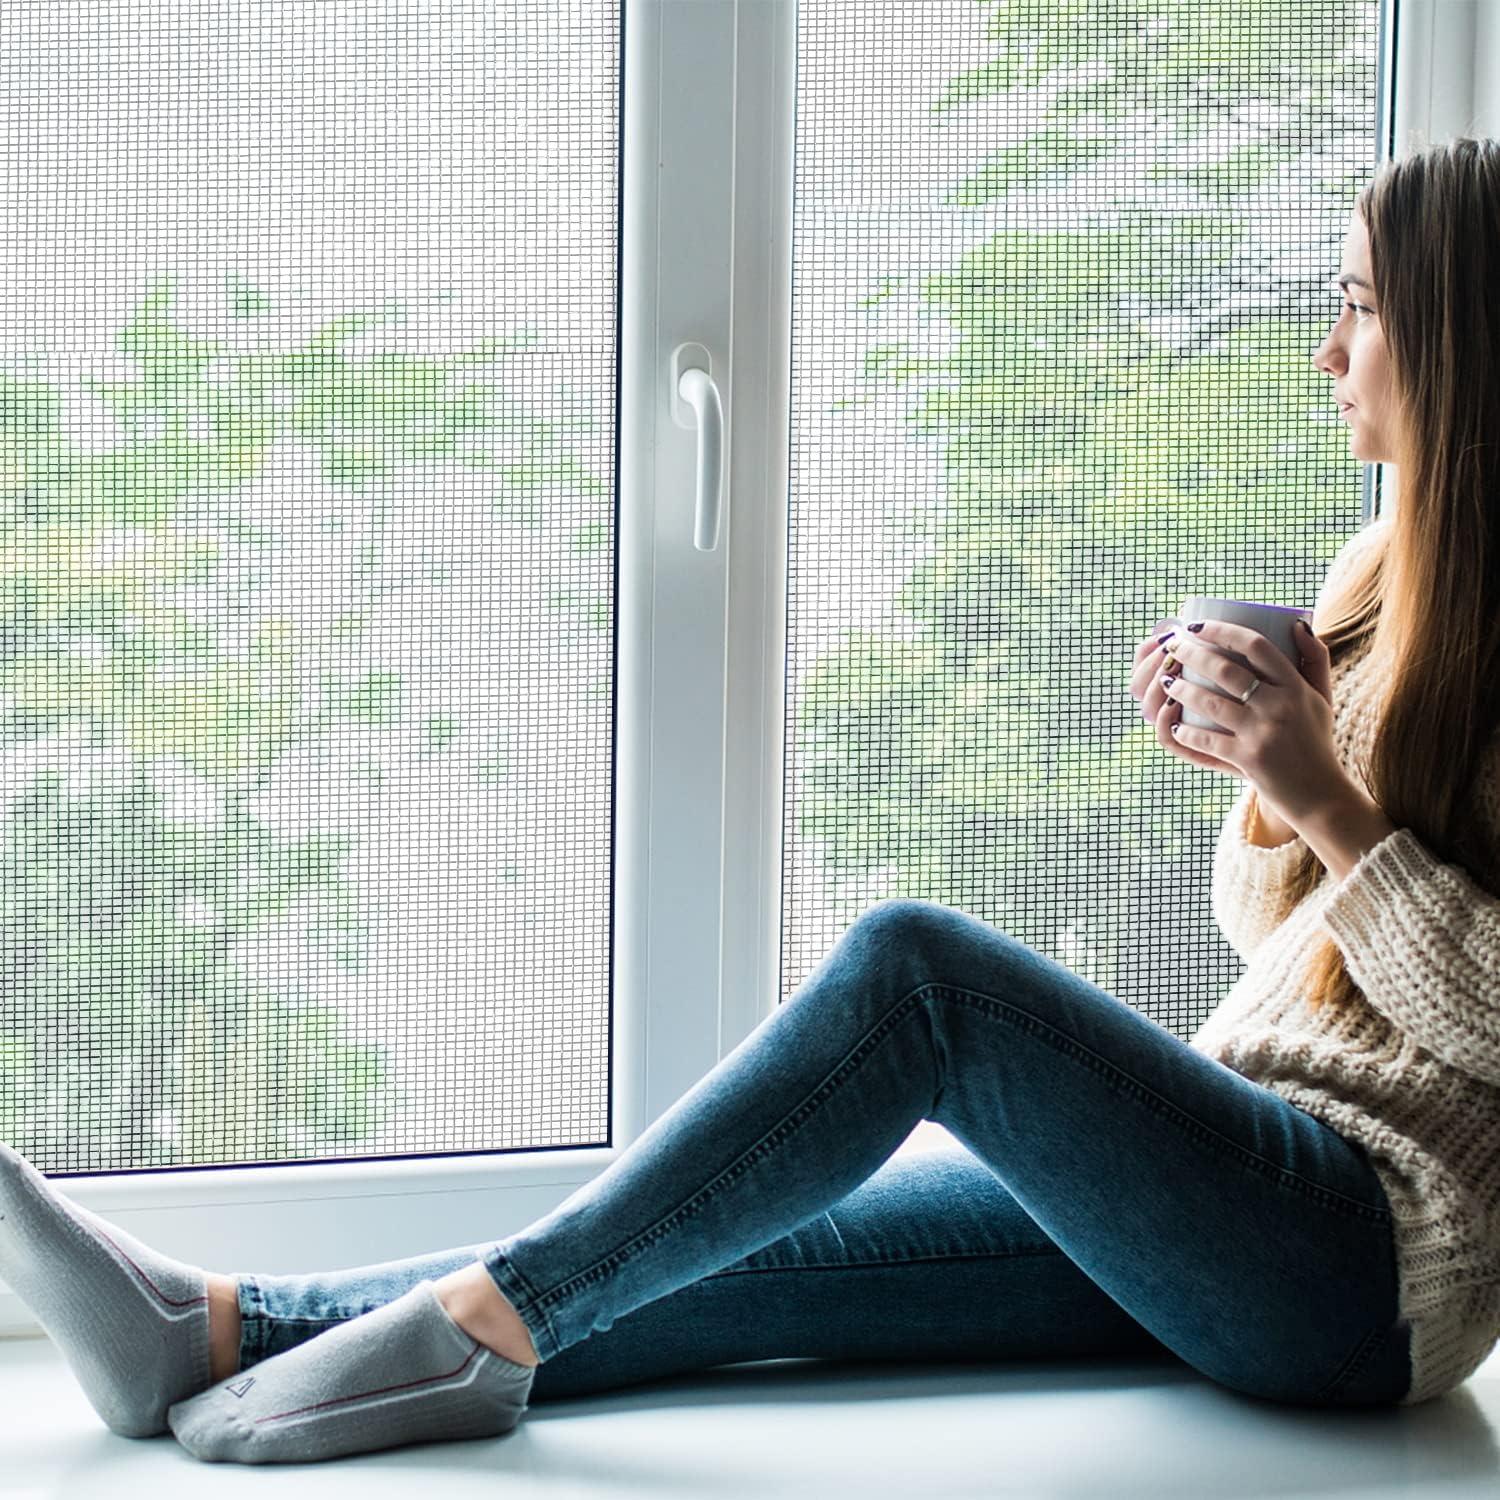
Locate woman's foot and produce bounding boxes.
[168,1280,535,1464]
[431,1260,540,1367]
[0,1141,213,1436]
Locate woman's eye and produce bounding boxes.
[1341,299,1373,319]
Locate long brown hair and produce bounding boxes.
[1285,136,1500,1014]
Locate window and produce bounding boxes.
[1,0,1489,1333]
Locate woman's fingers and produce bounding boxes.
[1122,622,1243,779]
[1131,621,1180,708]
[1133,619,1179,668]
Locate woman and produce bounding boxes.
[4,137,1499,1466]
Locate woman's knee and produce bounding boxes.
[845,899,1030,992]
[846,898,971,955]
[833,900,956,994]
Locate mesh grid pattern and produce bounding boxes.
[0,1,619,1173]
[781,1,1380,1036]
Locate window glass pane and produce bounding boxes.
[784,0,1378,1033]
[0,0,620,1171]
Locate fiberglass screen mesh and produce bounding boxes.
[0,1,619,1173]
[779,1,1380,1036]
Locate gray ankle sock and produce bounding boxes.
[0,1141,213,1437]
[167,1279,535,1465]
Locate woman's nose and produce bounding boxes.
[1312,337,1346,375]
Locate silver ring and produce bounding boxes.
[1238,677,1261,705]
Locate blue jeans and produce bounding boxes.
[238,900,1411,1407]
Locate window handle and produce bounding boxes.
[671,342,723,552]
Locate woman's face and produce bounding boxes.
[1312,210,1401,465]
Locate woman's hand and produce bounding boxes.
[1150,618,1352,828]
[1130,620,1244,780]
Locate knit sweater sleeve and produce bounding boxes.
[1321,827,1500,1086]
[1211,781,1306,962]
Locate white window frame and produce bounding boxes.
[2,0,1495,1339]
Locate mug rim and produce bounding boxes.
[1179,598,1313,614]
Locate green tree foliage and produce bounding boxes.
[0,278,607,1168]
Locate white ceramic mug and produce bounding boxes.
[1173,598,1314,731]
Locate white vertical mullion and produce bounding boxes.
[719,0,797,1056]
[640,0,739,1116]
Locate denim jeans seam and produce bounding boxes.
[491,1250,548,1312]
[703,1249,1069,1277]
[239,1276,265,1316]
[1310,1322,1390,1403]
[236,1277,270,1366]
[484,1249,564,1357]
[523,986,936,1318]
[248,1312,376,1323]
[928,983,1393,1225]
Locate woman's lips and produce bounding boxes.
[1339,403,1355,417]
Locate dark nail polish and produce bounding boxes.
[1187,621,1205,633]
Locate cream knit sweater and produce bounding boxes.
[1188,517,1500,1405]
